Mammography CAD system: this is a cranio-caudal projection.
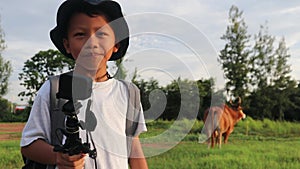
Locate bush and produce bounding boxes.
[0,98,29,122]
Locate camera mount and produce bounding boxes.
[53,72,97,159]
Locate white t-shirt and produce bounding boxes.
[21,78,147,169]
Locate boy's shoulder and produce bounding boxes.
[116,79,140,93]
[35,79,51,100]
[117,79,137,87]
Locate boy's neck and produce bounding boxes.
[74,65,109,82]
[95,72,110,82]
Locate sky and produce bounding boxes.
[0,0,300,104]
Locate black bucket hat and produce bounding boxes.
[50,0,129,61]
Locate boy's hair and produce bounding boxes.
[50,0,129,61]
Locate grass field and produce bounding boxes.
[0,140,24,169]
[146,137,300,169]
[0,123,25,169]
[1,119,300,169]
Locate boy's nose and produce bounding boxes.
[85,35,99,49]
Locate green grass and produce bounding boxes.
[142,118,300,169]
[1,138,300,169]
[0,140,23,169]
[146,139,300,169]
[0,132,21,139]
[1,119,300,169]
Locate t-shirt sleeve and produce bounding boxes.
[20,80,51,147]
[133,104,147,137]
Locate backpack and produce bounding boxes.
[22,72,141,169]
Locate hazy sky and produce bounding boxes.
[1,0,300,104]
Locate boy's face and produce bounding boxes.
[63,13,118,74]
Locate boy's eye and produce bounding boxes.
[96,31,107,37]
[74,32,85,37]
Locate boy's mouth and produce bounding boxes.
[89,52,103,58]
[80,51,104,59]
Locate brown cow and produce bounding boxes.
[202,97,246,148]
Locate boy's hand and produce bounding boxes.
[56,152,86,169]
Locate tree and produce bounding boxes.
[158,78,200,120]
[272,38,294,89]
[113,58,127,79]
[219,5,252,100]
[250,24,276,89]
[0,18,12,97]
[196,78,226,120]
[18,49,75,104]
[285,83,300,121]
[132,75,215,120]
[248,24,297,121]
[247,24,276,119]
[270,38,297,120]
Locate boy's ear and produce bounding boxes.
[63,38,71,53]
[113,43,120,53]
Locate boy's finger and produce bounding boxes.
[61,153,86,161]
[58,153,86,167]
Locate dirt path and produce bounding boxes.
[0,123,25,141]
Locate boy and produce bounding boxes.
[20,0,148,168]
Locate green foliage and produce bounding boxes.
[247,28,297,120]
[234,117,300,137]
[273,38,293,89]
[0,19,12,97]
[0,97,10,111]
[0,97,29,122]
[250,24,276,88]
[285,84,300,121]
[113,58,127,79]
[0,110,29,122]
[220,6,298,121]
[134,78,162,120]
[0,57,12,96]
[18,49,75,104]
[163,78,200,120]
[219,5,252,98]
[162,79,181,120]
[143,118,300,140]
[134,77,215,121]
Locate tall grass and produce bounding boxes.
[235,117,300,137]
[143,117,300,140]
[143,118,300,142]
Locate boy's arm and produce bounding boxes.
[21,139,57,165]
[21,139,86,168]
[128,136,148,169]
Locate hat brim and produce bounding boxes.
[50,0,129,61]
